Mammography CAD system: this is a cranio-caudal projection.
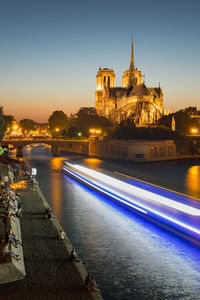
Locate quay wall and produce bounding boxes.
[4,138,200,162]
[62,139,199,162]
[88,139,177,162]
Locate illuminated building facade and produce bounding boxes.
[95,40,165,126]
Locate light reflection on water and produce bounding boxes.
[83,158,102,169]
[186,166,200,199]
[50,157,68,221]
[22,145,200,300]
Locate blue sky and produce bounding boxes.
[0,0,200,122]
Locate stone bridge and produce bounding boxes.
[1,138,89,157]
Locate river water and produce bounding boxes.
[21,144,200,300]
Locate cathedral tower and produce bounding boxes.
[95,68,115,116]
[96,68,115,91]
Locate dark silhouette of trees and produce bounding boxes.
[19,119,36,133]
[0,106,6,141]
[67,126,80,138]
[109,125,175,140]
[48,110,68,137]
[66,107,111,137]
[4,114,15,133]
[158,111,199,135]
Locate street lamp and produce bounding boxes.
[89,128,102,137]
[191,128,198,135]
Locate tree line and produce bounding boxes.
[0,106,111,139]
[48,107,111,137]
[0,105,199,140]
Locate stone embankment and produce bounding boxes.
[0,163,103,300]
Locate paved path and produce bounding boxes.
[0,180,101,300]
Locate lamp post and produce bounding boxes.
[191,128,198,135]
[54,128,60,138]
[89,128,102,137]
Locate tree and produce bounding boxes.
[72,107,111,137]
[158,111,199,135]
[4,114,15,133]
[48,110,68,136]
[19,119,36,133]
[67,126,80,138]
[108,124,175,140]
[0,106,6,141]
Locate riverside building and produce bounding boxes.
[95,40,166,126]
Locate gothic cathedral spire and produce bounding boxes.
[130,38,134,70]
[128,38,137,89]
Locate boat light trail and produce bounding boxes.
[63,162,200,238]
[67,164,200,216]
[63,167,148,214]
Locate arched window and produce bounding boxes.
[103,76,106,86]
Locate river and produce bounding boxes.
[21,144,200,300]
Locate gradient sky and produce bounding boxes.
[0,0,200,123]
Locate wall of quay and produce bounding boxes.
[4,138,200,162]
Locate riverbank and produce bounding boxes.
[0,164,102,300]
[8,148,200,300]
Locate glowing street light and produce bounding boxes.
[55,128,59,132]
[89,128,102,136]
[10,123,23,137]
[191,128,198,135]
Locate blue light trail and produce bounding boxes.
[63,162,200,239]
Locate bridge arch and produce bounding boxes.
[22,143,53,157]
[1,138,89,157]
[2,140,54,157]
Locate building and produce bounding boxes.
[95,40,166,126]
[35,123,49,136]
[185,107,200,124]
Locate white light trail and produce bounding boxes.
[63,167,148,214]
[63,164,200,236]
[66,163,200,216]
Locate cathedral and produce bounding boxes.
[95,40,165,126]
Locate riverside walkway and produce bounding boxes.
[0,173,102,300]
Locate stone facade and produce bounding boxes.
[95,40,165,126]
[89,139,176,162]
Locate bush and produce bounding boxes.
[108,125,176,140]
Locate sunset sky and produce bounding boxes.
[0,0,200,123]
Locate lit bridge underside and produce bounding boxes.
[63,162,200,240]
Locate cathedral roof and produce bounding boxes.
[148,87,161,97]
[128,83,150,97]
[108,84,161,99]
[109,87,127,98]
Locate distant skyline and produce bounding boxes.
[0,0,200,122]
